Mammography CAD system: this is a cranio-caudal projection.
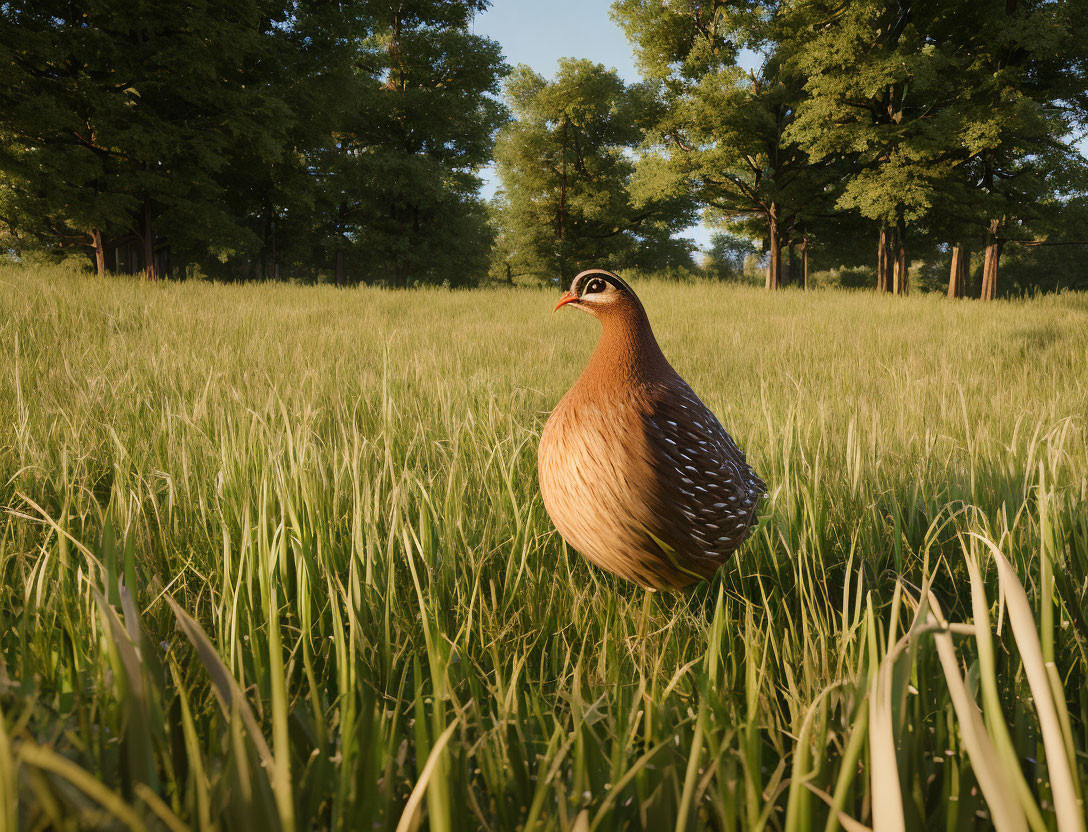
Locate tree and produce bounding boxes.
[0,2,134,273]
[786,0,1088,299]
[108,0,291,279]
[0,0,286,278]
[784,1,977,295]
[614,0,840,290]
[494,59,694,282]
[1,1,504,285]
[948,0,1088,299]
[312,0,507,286]
[204,0,340,281]
[704,230,759,281]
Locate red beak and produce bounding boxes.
[554,290,577,312]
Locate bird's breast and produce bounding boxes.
[538,388,659,583]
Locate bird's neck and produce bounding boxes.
[579,305,672,392]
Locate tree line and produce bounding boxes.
[0,0,505,285]
[3,1,1088,297]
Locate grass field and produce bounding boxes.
[1,264,1087,831]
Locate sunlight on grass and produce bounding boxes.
[1,264,1087,829]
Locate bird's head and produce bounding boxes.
[553,269,642,319]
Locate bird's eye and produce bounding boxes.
[585,279,606,294]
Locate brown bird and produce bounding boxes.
[538,269,765,590]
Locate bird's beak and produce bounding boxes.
[554,290,577,312]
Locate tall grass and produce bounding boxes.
[1,263,1086,830]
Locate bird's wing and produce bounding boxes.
[640,380,764,573]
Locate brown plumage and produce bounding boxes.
[538,268,765,590]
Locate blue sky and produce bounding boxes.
[472,0,641,84]
[472,0,717,249]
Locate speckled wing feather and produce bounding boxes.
[640,379,766,579]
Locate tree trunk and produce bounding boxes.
[960,246,970,295]
[764,237,771,290]
[893,247,907,295]
[335,250,345,285]
[802,234,809,290]
[948,244,970,298]
[892,218,907,295]
[270,215,277,280]
[143,198,156,281]
[948,245,961,297]
[766,208,781,290]
[786,239,796,287]
[259,208,268,279]
[91,229,105,277]
[877,226,890,291]
[558,128,567,246]
[981,220,1002,300]
[394,262,409,287]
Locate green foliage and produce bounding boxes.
[949,0,1088,243]
[3,267,1088,828]
[614,1,846,288]
[0,0,282,267]
[4,0,1088,291]
[786,0,1088,271]
[785,1,958,228]
[0,1,507,284]
[703,231,759,281]
[493,59,694,282]
[313,0,508,286]
[612,0,1088,294]
[1001,244,1088,294]
[808,264,877,290]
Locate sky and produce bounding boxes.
[472,0,717,250]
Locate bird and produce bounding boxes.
[538,268,766,591]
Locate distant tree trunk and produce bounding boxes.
[142,198,156,281]
[948,244,970,298]
[877,226,890,291]
[766,207,781,290]
[259,209,268,279]
[801,233,809,290]
[270,214,277,280]
[764,236,771,290]
[394,262,409,287]
[948,244,961,297]
[786,239,796,287]
[893,248,907,294]
[981,220,1002,300]
[335,250,345,285]
[90,229,105,277]
[892,218,907,295]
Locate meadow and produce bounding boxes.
[1,263,1087,831]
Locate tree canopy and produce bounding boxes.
[2,0,1087,295]
[0,0,507,284]
[784,0,1088,295]
[492,59,694,283]
[616,0,1088,296]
